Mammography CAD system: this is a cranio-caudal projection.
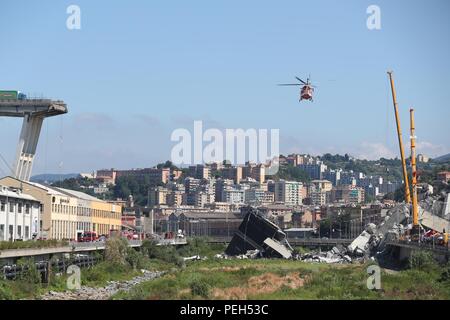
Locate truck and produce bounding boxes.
[78,231,98,242]
[0,90,27,100]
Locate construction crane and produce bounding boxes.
[410,108,420,235]
[387,71,411,204]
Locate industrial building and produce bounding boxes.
[0,177,122,240]
[167,211,242,237]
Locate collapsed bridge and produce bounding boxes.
[0,98,68,181]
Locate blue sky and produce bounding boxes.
[0,0,449,175]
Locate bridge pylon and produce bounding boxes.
[0,98,68,181]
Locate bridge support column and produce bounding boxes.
[13,114,44,181]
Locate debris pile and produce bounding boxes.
[221,195,448,264]
[296,204,412,264]
[299,245,352,264]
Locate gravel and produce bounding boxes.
[40,270,164,300]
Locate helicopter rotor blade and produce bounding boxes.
[295,77,307,85]
[278,84,301,86]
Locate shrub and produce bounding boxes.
[0,282,13,300]
[190,279,210,298]
[409,251,437,271]
[141,239,183,266]
[104,237,129,266]
[16,258,41,284]
[126,247,146,270]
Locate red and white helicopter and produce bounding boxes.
[278,76,316,102]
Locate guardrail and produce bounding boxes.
[0,240,144,260]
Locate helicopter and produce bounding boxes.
[278,76,316,102]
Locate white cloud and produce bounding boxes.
[415,141,450,158]
[350,142,396,160]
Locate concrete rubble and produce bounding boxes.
[182,255,205,261]
[296,203,412,264]
[225,206,293,259]
[40,270,164,300]
[221,204,413,263]
[220,191,448,264]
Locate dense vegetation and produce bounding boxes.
[0,240,69,250]
[269,165,310,183]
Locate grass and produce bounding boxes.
[112,257,450,300]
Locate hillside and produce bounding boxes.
[30,173,80,184]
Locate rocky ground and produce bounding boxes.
[40,270,164,300]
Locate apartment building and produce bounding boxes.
[97,167,170,185]
[221,166,243,184]
[298,162,327,180]
[222,188,245,205]
[188,165,210,180]
[244,188,274,206]
[274,180,303,206]
[330,185,365,204]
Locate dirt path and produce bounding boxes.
[211,272,305,299]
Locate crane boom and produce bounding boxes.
[387,71,411,204]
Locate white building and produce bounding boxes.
[222,188,245,205]
[274,180,303,206]
[0,185,41,241]
[244,188,274,206]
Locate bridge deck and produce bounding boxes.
[207,236,352,247]
[385,240,450,255]
[0,238,188,261]
[0,99,67,117]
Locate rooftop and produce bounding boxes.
[0,185,38,202]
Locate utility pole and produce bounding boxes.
[410,108,419,236]
[387,71,411,204]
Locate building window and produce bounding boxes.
[18,203,23,214]
[0,224,4,239]
[0,201,5,212]
[25,226,29,239]
[25,204,30,214]
[9,203,14,213]
[8,225,13,240]
[17,225,22,238]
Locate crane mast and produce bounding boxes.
[410,108,419,233]
[387,71,411,204]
